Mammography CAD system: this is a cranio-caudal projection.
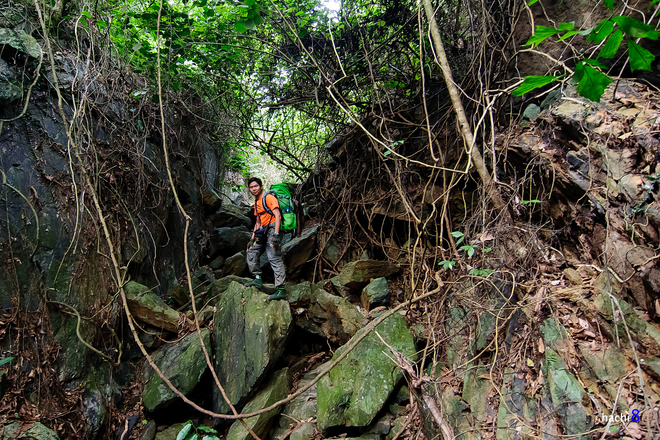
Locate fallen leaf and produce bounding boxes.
[625,423,642,439]
[538,338,545,354]
[478,374,492,380]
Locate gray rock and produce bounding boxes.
[142,329,211,411]
[226,368,291,440]
[0,28,41,58]
[201,188,223,212]
[139,420,157,440]
[154,423,188,440]
[339,260,400,289]
[209,255,226,270]
[210,227,251,258]
[213,282,292,414]
[211,202,251,228]
[361,277,389,311]
[1,422,60,439]
[290,285,367,344]
[522,104,541,120]
[317,313,417,430]
[125,281,182,333]
[282,226,319,276]
[224,251,248,277]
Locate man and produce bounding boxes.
[246,177,287,300]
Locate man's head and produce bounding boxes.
[248,177,263,197]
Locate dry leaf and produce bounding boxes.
[578,318,590,329]
[538,338,545,354]
[625,423,642,439]
[478,374,492,380]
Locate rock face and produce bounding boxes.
[282,226,319,276]
[213,282,292,414]
[124,281,182,332]
[226,368,291,440]
[317,313,416,430]
[339,260,400,289]
[143,329,211,411]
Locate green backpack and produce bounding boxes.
[259,183,297,233]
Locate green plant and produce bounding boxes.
[439,260,456,270]
[468,268,494,277]
[521,199,541,205]
[514,0,659,102]
[176,421,221,440]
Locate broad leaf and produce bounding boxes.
[528,0,539,4]
[604,0,616,8]
[598,29,624,58]
[612,16,658,39]
[557,22,575,31]
[576,64,612,102]
[176,422,193,440]
[628,40,655,71]
[234,21,246,32]
[583,59,608,69]
[525,26,561,47]
[512,75,562,96]
[587,20,614,43]
[0,357,13,367]
[557,28,592,42]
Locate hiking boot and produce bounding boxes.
[268,287,287,301]
[246,277,263,289]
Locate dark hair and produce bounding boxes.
[248,177,262,187]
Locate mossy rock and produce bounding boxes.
[143,329,211,411]
[317,313,416,431]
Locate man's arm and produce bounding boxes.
[273,208,281,235]
[252,215,261,238]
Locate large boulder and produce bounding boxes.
[339,260,400,289]
[213,282,292,414]
[288,282,367,344]
[142,329,211,411]
[211,202,251,228]
[124,281,182,332]
[1,422,60,440]
[209,227,251,258]
[226,368,291,440]
[317,313,417,430]
[224,251,248,277]
[282,226,319,276]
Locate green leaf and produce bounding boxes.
[576,64,612,102]
[377,20,386,26]
[556,29,592,42]
[604,0,616,8]
[235,21,246,32]
[598,29,623,58]
[528,0,539,4]
[81,11,92,18]
[557,22,575,31]
[628,40,655,71]
[525,25,561,46]
[96,19,108,28]
[460,245,475,258]
[197,426,216,433]
[587,20,614,43]
[612,16,658,39]
[512,75,562,96]
[0,357,14,367]
[583,58,608,69]
[176,422,193,440]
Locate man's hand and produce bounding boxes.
[247,237,257,251]
[271,234,281,247]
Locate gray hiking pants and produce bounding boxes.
[247,227,286,287]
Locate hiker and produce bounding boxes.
[246,177,287,300]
